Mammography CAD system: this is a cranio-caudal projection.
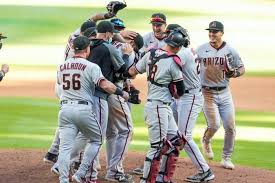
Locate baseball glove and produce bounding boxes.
[224,53,239,78]
[127,87,141,104]
[225,53,238,72]
[106,1,127,16]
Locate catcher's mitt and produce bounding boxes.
[106,1,127,16]
[127,87,141,104]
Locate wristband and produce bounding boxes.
[114,87,124,96]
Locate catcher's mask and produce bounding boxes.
[165,26,190,48]
[165,28,190,47]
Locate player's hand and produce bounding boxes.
[122,91,129,101]
[122,43,133,55]
[1,64,9,74]
[120,30,137,39]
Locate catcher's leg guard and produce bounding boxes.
[158,133,186,182]
[142,141,167,183]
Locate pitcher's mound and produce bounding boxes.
[1,149,275,183]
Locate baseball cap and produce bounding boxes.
[73,36,90,51]
[110,18,126,29]
[0,33,7,39]
[206,21,224,32]
[150,13,166,25]
[133,33,144,50]
[97,21,119,33]
[83,27,97,38]
[80,21,96,32]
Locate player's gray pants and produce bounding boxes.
[202,88,236,158]
[68,96,108,180]
[106,94,133,177]
[141,101,179,183]
[57,102,102,183]
[48,127,60,155]
[171,90,210,173]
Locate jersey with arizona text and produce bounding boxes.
[57,57,104,104]
[135,49,183,103]
[196,42,243,87]
[177,47,201,90]
[64,28,81,60]
[142,32,166,51]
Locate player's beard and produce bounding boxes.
[154,31,165,40]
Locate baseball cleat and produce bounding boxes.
[221,157,235,170]
[201,139,214,160]
[186,169,215,182]
[43,152,58,164]
[105,173,134,183]
[51,166,60,176]
[132,165,144,175]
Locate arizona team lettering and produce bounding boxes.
[202,57,225,66]
[60,63,87,71]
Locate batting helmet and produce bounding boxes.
[165,28,190,48]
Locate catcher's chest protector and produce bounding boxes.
[147,49,182,87]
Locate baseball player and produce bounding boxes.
[65,21,133,182]
[167,24,215,182]
[105,33,144,182]
[44,20,97,164]
[132,13,168,175]
[196,21,245,169]
[125,29,187,183]
[56,36,129,183]
[44,5,123,164]
[0,34,9,82]
[142,13,167,52]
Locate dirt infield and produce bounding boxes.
[1,70,275,112]
[1,149,275,183]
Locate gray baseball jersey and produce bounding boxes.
[135,50,183,103]
[142,32,166,51]
[58,57,104,103]
[177,47,201,90]
[196,42,243,87]
[64,28,80,60]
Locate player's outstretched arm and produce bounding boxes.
[89,12,115,22]
[99,79,129,100]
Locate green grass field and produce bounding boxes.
[1,97,275,170]
[0,5,205,45]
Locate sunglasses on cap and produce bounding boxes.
[113,20,125,27]
[150,17,166,23]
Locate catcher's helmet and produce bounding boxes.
[165,27,190,48]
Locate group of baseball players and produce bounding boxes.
[42,2,245,183]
